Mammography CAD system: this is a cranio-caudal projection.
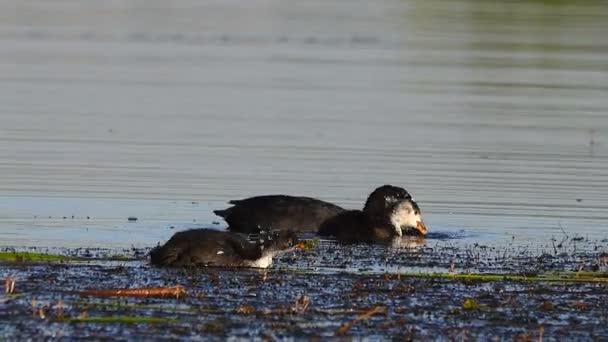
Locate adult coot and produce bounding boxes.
[213,185,414,234]
[318,197,427,244]
[214,195,344,234]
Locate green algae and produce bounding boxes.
[0,252,79,263]
[297,238,321,251]
[462,298,482,310]
[0,251,139,263]
[549,271,608,278]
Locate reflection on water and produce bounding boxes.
[389,236,427,250]
[1,0,608,248]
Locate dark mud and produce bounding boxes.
[1,237,608,340]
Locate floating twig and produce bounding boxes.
[55,300,64,319]
[31,300,38,317]
[80,286,186,298]
[336,306,385,336]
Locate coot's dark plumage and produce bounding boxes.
[319,197,427,244]
[149,229,298,268]
[362,185,412,216]
[214,185,417,234]
[214,195,345,234]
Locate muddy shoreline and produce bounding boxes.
[1,240,607,340]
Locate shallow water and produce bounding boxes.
[2,0,608,249]
[2,256,608,340]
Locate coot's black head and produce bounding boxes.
[363,185,427,237]
[363,185,412,217]
[259,230,300,251]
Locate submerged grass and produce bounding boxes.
[65,316,178,324]
[77,301,196,314]
[106,255,139,261]
[0,252,79,263]
[549,271,608,278]
[0,251,139,263]
[394,272,608,283]
[280,268,608,283]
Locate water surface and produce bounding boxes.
[1,0,608,248]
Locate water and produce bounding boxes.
[1,0,608,248]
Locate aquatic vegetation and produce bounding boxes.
[106,254,140,261]
[393,272,608,283]
[65,316,178,324]
[297,238,321,250]
[1,242,607,339]
[201,319,228,334]
[75,301,198,314]
[462,299,481,310]
[0,252,78,263]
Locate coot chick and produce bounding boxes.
[318,197,427,244]
[149,229,299,268]
[214,195,345,234]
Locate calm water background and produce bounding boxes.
[1,0,608,248]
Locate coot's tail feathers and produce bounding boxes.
[149,245,179,266]
[213,208,231,218]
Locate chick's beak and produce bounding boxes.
[416,221,428,236]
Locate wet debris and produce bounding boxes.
[55,300,64,319]
[336,306,386,336]
[236,305,257,315]
[201,318,228,334]
[539,301,554,312]
[292,294,311,314]
[5,276,16,294]
[31,300,49,320]
[297,238,321,251]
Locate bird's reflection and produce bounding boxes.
[388,236,426,250]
